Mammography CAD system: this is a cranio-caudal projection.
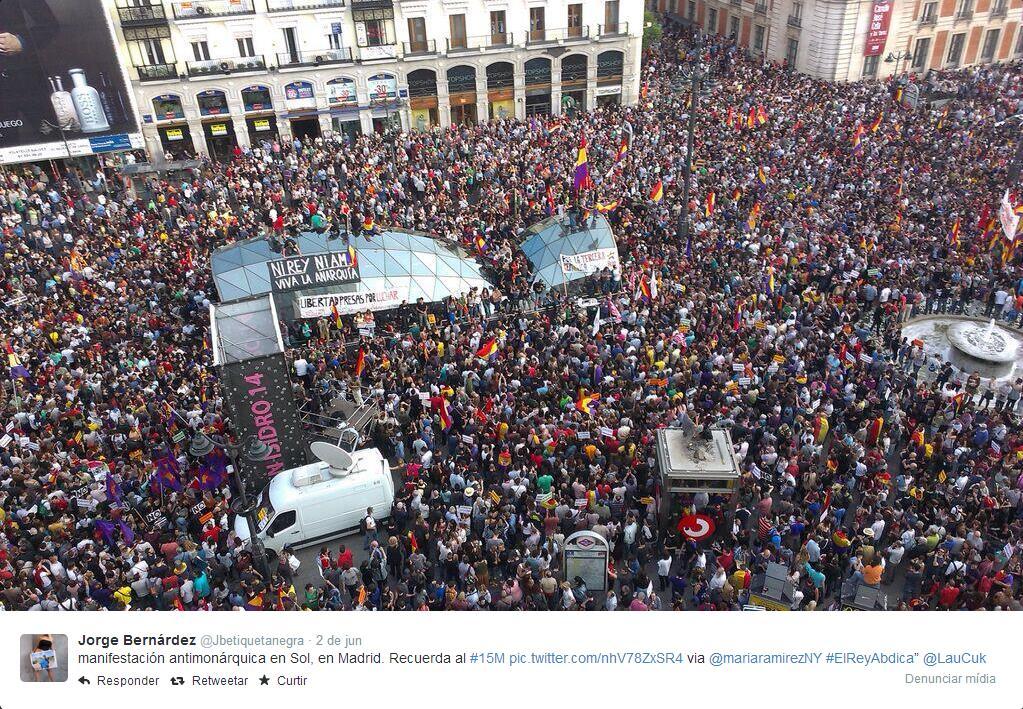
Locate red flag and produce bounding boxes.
[476,338,498,359]
[354,348,366,378]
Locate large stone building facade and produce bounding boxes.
[106,0,643,159]
[652,0,1023,81]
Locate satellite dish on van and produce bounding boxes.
[311,441,353,475]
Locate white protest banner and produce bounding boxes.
[296,287,408,319]
[999,189,1020,242]
[559,248,621,275]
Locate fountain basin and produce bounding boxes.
[947,320,1019,379]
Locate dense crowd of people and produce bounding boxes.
[2,21,1023,612]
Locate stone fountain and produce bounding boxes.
[946,319,1019,379]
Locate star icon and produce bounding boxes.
[259,675,270,686]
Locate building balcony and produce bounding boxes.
[276,48,353,67]
[786,15,801,27]
[730,0,742,7]
[171,0,255,20]
[597,22,628,37]
[266,0,344,11]
[357,44,397,61]
[446,33,515,53]
[186,55,266,77]
[136,62,178,82]
[526,26,591,46]
[402,39,437,57]
[918,15,937,26]
[990,4,1008,18]
[955,9,974,21]
[117,3,169,26]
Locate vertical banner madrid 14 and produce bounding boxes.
[0,0,143,164]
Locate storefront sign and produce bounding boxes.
[863,0,893,56]
[253,119,272,132]
[209,123,229,136]
[596,85,623,96]
[268,250,360,292]
[296,288,407,318]
[559,248,621,274]
[165,128,184,141]
[367,74,398,102]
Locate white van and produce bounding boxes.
[236,443,394,553]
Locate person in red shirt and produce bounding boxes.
[336,544,353,570]
[938,583,961,609]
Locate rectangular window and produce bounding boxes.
[982,29,1000,61]
[786,37,798,66]
[947,32,965,65]
[753,24,765,50]
[921,2,937,19]
[862,54,879,77]
[191,40,209,61]
[912,37,931,68]
[282,27,299,62]
[729,16,739,37]
[707,7,717,33]
[407,17,427,52]
[568,4,583,37]
[605,1,620,32]
[491,10,507,44]
[140,37,167,64]
[236,36,255,57]
[957,0,973,16]
[687,0,696,19]
[449,14,467,48]
[530,7,545,41]
[792,1,803,18]
[354,7,396,47]
[327,29,342,50]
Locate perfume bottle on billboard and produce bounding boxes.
[48,76,81,131]
[67,68,111,133]
[98,72,127,125]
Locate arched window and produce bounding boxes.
[597,51,624,82]
[196,90,228,116]
[407,68,438,97]
[152,94,184,120]
[561,55,588,85]
[447,65,476,95]
[486,61,514,91]
[241,85,273,112]
[524,57,552,87]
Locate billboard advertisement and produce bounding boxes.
[219,353,306,481]
[863,0,893,57]
[0,0,143,164]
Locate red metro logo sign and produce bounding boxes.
[678,514,716,542]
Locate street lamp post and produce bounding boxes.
[189,433,273,581]
[885,50,913,78]
[677,36,708,246]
